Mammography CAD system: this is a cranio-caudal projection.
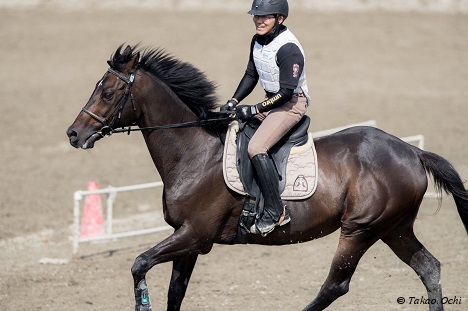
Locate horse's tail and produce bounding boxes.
[419,150,468,235]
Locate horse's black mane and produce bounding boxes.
[108,45,228,132]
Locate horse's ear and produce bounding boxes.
[134,51,141,65]
[125,52,140,71]
[107,60,113,67]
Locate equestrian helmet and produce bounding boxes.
[248,0,289,19]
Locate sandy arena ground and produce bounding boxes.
[0,6,467,311]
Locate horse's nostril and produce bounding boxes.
[67,128,78,143]
[66,127,75,136]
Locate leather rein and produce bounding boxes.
[82,68,233,137]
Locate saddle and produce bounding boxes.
[237,116,309,195]
[222,116,318,238]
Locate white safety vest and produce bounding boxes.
[253,29,310,102]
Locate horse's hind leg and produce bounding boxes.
[302,232,378,311]
[382,228,443,311]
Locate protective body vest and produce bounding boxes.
[253,29,309,101]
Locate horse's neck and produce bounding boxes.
[137,75,222,185]
[144,127,221,184]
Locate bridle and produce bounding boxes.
[81,67,234,137]
[81,67,137,137]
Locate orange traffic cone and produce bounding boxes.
[80,181,104,238]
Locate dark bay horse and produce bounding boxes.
[67,45,468,311]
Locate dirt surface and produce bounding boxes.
[1,7,467,311]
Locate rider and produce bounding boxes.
[221,0,310,236]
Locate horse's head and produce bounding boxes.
[67,45,140,149]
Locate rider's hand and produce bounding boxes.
[235,105,257,120]
[220,99,238,113]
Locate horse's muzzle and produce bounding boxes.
[66,126,102,149]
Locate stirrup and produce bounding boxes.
[250,206,290,236]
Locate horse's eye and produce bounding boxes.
[102,89,114,102]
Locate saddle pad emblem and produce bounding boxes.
[293,175,308,192]
[223,121,318,200]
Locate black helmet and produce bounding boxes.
[248,0,289,19]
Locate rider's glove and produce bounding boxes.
[220,99,238,113]
[235,105,257,120]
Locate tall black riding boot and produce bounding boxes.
[250,153,290,236]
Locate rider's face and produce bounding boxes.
[253,14,283,36]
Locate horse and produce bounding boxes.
[66,45,468,311]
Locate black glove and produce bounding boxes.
[235,105,257,120]
[220,99,238,113]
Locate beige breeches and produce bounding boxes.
[248,95,308,158]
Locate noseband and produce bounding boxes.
[81,68,137,137]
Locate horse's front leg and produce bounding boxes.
[132,226,212,311]
[167,254,199,311]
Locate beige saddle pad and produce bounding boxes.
[223,121,318,200]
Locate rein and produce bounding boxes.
[84,67,234,137]
[111,116,234,135]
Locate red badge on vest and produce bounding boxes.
[293,64,299,78]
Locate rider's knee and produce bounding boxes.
[248,143,267,158]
